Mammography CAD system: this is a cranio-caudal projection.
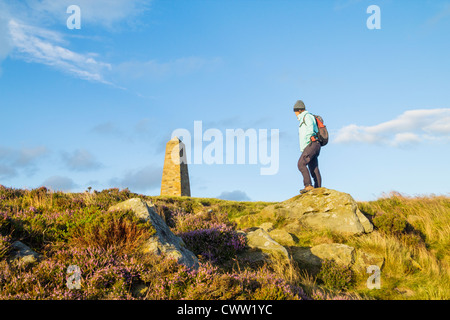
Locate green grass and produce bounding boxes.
[353,193,450,299]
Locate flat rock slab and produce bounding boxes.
[290,246,323,273]
[239,188,373,235]
[310,243,355,267]
[290,242,384,275]
[290,243,355,272]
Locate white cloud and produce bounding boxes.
[334,108,450,147]
[392,132,421,145]
[8,19,112,84]
[25,0,151,29]
[0,0,218,86]
[0,0,150,84]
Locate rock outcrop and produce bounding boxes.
[268,229,296,246]
[234,188,382,275]
[109,198,199,269]
[9,241,41,265]
[237,228,289,264]
[289,247,322,272]
[290,243,355,274]
[310,243,356,266]
[108,190,381,277]
[237,188,373,235]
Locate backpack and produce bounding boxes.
[312,115,329,146]
[300,113,329,146]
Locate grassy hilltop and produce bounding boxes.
[0,185,449,300]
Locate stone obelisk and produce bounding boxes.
[160,136,191,197]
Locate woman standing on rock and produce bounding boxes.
[293,100,322,194]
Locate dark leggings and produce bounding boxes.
[297,141,322,188]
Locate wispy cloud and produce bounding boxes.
[110,165,162,193]
[425,3,450,26]
[8,19,112,84]
[41,175,78,192]
[61,149,102,172]
[0,164,17,180]
[334,108,450,147]
[25,0,151,29]
[90,121,124,137]
[0,0,150,85]
[0,0,220,88]
[334,0,363,11]
[114,57,223,81]
[217,190,251,201]
[0,145,49,179]
[0,2,13,74]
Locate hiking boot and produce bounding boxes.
[300,185,314,194]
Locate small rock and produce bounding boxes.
[355,209,374,233]
[310,243,355,267]
[9,241,40,264]
[394,287,415,298]
[238,228,289,263]
[290,246,322,274]
[283,222,303,235]
[290,243,356,274]
[269,229,296,246]
[259,222,274,232]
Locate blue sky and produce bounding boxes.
[0,0,449,202]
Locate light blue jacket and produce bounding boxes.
[297,111,318,152]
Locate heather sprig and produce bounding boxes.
[179,224,246,264]
[0,234,11,259]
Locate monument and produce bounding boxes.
[160,136,191,197]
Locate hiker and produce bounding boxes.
[293,100,322,194]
